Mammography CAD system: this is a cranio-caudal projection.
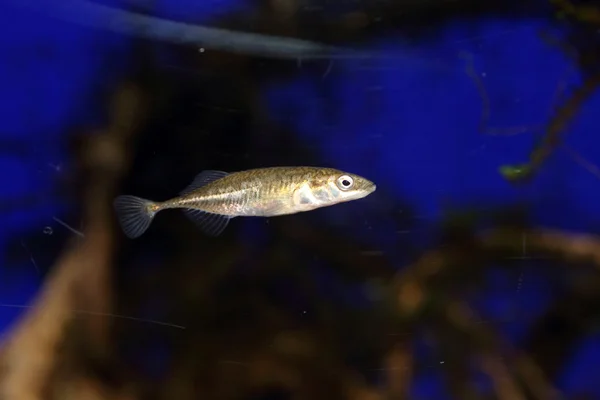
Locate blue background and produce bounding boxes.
[1,1,599,398]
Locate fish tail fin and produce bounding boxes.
[113,195,159,239]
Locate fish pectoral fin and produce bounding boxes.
[180,170,229,195]
[183,209,231,236]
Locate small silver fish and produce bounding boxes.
[113,166,376,238]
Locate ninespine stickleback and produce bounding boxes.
[113,166,376,238]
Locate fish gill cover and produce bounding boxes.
[1,0,600,399]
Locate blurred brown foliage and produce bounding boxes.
[2,1,600,399]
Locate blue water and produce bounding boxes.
[1,1,599,398]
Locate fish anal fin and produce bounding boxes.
[183,208,230,236]
[180,170,229,195]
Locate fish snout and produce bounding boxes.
[366,182,377,194]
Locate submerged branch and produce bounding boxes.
[551,0,600,25]
[394,226,600,318]
[500,71,600,182]
[0,83,145,400]
[461,51,535,137]
[480,227,600,267]
[389,225,600,398]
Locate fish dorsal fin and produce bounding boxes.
[180,170,229,195]
[183,209,230,236]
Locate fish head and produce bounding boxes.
[305,169,376,205]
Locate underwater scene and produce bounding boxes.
[1,0,600,399]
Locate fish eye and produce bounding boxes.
[336,175,354,190]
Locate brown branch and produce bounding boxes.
[376,342,412,400]
[0,83,145,400]
[467,24,600,183]
[389,226,600,399]
[501,70,600,182]
[480,227,600,267]
[551,0,600,25]
[480,354,526,400]
[394,248,458,316]
[394,227,600,321]
[461,51,536,137]
[444,300,559,400]
[525,71,600,175]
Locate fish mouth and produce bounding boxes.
[354,182,376,199]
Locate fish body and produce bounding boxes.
[113,166,376,238]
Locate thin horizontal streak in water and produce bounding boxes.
[360,250,384,256]
[13,0,344,59]
[10,0,459,71]
[0,303,185,329]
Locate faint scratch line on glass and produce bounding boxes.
[322,60,333,79]
[0,303,185,329]
[20,240,39,275]
[518,232,526,293]
[360,250,384,256]
[564,144,600,181]
[53,216,85,238]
